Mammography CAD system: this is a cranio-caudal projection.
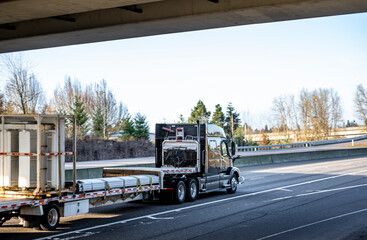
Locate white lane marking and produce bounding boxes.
[249,177,265,181]
[35,169,367,240]
[268,183,367,202]
[257,208,367,240]
[276,188,292,192]
[147,216,174,220]
[53,231,99,240]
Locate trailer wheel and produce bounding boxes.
[186,179,198,202]
[40,203,60,231]
[175,180,186,204]
[226,174,238,194]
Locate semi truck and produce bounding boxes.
[0,114,244,230]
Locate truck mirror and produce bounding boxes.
[231,141,236,156]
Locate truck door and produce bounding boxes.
[208,139,221,173]
[220,140,230,172]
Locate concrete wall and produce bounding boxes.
[234,148,367,167]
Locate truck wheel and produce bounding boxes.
[175,180,186,204]
[40,203,60,231]
[186,179,198,202]
[226,175,238,194]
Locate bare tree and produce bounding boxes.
[309,88,330,140]
[52,76,82,115]
[330,89,343,129]
[0,91,4,114]
[1,54,45,114]
[272,94,299,142]
[89,80,124,138]
[354,84,367,126]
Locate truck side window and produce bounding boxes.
[221,141,228,156]
[209,140,217,151]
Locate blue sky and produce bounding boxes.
[2,12,367,131]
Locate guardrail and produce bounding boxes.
[236,142,311,152]
[236,134,367,152]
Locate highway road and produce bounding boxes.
[2,155,367,240]
[64,138,367,170]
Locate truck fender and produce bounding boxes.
[228,167,245,184]
[228,167,240,179]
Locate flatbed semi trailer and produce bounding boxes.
[0,115,244,230]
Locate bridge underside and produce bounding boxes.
[0,0,367,53]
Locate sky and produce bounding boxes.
[1,12,367,131]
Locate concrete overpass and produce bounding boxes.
[1,0,367,53]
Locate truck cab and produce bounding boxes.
[155,122,244,203]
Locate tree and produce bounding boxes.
[259,131,270,146]
[92,107,104,137]
[53,76,81,115]
[72,95,89,139]
[188,100,211,123]
[354,84,367,126]
[272,95,289,133]
[133,113,150,140]
[177,114,187,124]
[299,88,312,138]
[0,91,4,114]
[225,102,241,139]
[346,120,358,128]
[211,104,225,127]
[90,79,121,138]
[297,88,343,141]
[234,127,245,146]
[120,114,135,140]
[1,54,45,114]
[330,89,343,129]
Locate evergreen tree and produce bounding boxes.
[120,114,135,140]
[72,95,89,139]
[234,127,245,146]
[225,102,241,139]
[92,107,104,137]
[188,100,211,123]
[211,104,225,127]
[133,113,150,140]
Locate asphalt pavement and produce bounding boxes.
[2,154,367,240]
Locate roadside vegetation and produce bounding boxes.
[1,53,366,152]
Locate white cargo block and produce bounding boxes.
[46,131,57,188]
[0,130,19,187]
[18,130,37,188]
[77,175,160,192]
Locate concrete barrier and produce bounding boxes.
[234,147,367,167]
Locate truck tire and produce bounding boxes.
[226,174,238,194]
[175,180,186,204]
[186,179,198,202]
[40,203,60,231]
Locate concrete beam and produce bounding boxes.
[1,0,367,53]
